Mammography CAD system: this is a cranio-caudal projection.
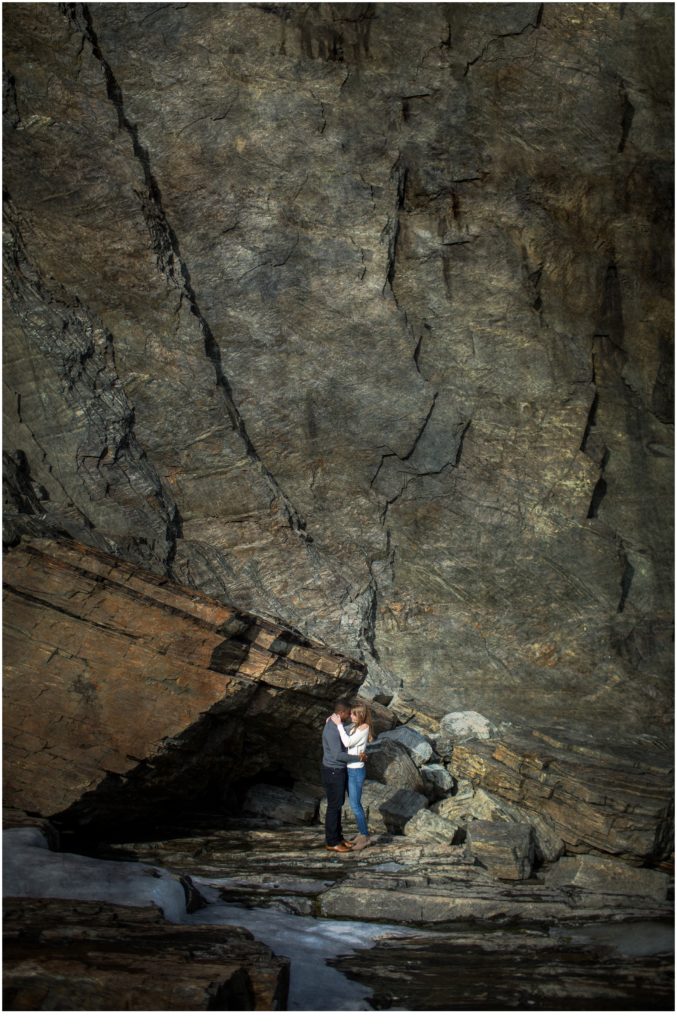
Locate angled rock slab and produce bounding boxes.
[467,820,535,881]
[3,538,364,827]
[365,740,425,793]
[452,729,674,863]
[546,856,670,903]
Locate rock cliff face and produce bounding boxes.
[3,4,673,743]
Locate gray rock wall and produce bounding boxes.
[3,3,673,739]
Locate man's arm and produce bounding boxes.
[323,722,353,763]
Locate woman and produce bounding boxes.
[330,703,373,850]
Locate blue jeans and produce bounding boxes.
[347,765,368,835]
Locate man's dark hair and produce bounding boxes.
[334,700,351,712]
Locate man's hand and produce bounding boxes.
[359,751,367,762]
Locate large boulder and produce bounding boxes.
[434,787,564,862]
[421,764,455,801]
[380,790,429,832]
[365,740,426,793]
[440,711,496,742]
[376,726,433,767]
[403,809,459,844]
[467,820,535,881]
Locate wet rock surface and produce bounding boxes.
[331,919,675,1011]
[3,817,673,1010]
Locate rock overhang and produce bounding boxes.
[3,537,366,833]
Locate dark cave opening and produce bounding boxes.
[48,704,318,855]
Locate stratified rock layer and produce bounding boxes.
[451,728,674,863]
[3,2,673,740]
[3,538,364,826]
[3,898,288,1011]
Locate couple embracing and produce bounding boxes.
[321,700,374,853]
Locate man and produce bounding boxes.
[321,700,366,853]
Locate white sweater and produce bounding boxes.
[337,722,369,768]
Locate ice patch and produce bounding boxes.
[186,881,415,1011]
[3,828,187,923]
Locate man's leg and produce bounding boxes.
[322,766,346,846]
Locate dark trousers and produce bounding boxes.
[322,765,347,845]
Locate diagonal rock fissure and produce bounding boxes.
[65,2,314,547]
[463,3,544,76]
[382,156,408,301]
[372,401,469,523]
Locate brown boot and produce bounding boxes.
[352,834,370,851]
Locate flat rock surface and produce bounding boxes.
[6,819,673,1011]
[330,918,674,1011]
[99,821,672,927]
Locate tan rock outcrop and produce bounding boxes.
[3,538,364,827]
[451,728,673,863]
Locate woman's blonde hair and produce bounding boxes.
[351,703,374,741]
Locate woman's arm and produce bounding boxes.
[335,721,368,751]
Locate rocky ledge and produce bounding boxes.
[102,822,673,927]
[3,898,288,1011]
